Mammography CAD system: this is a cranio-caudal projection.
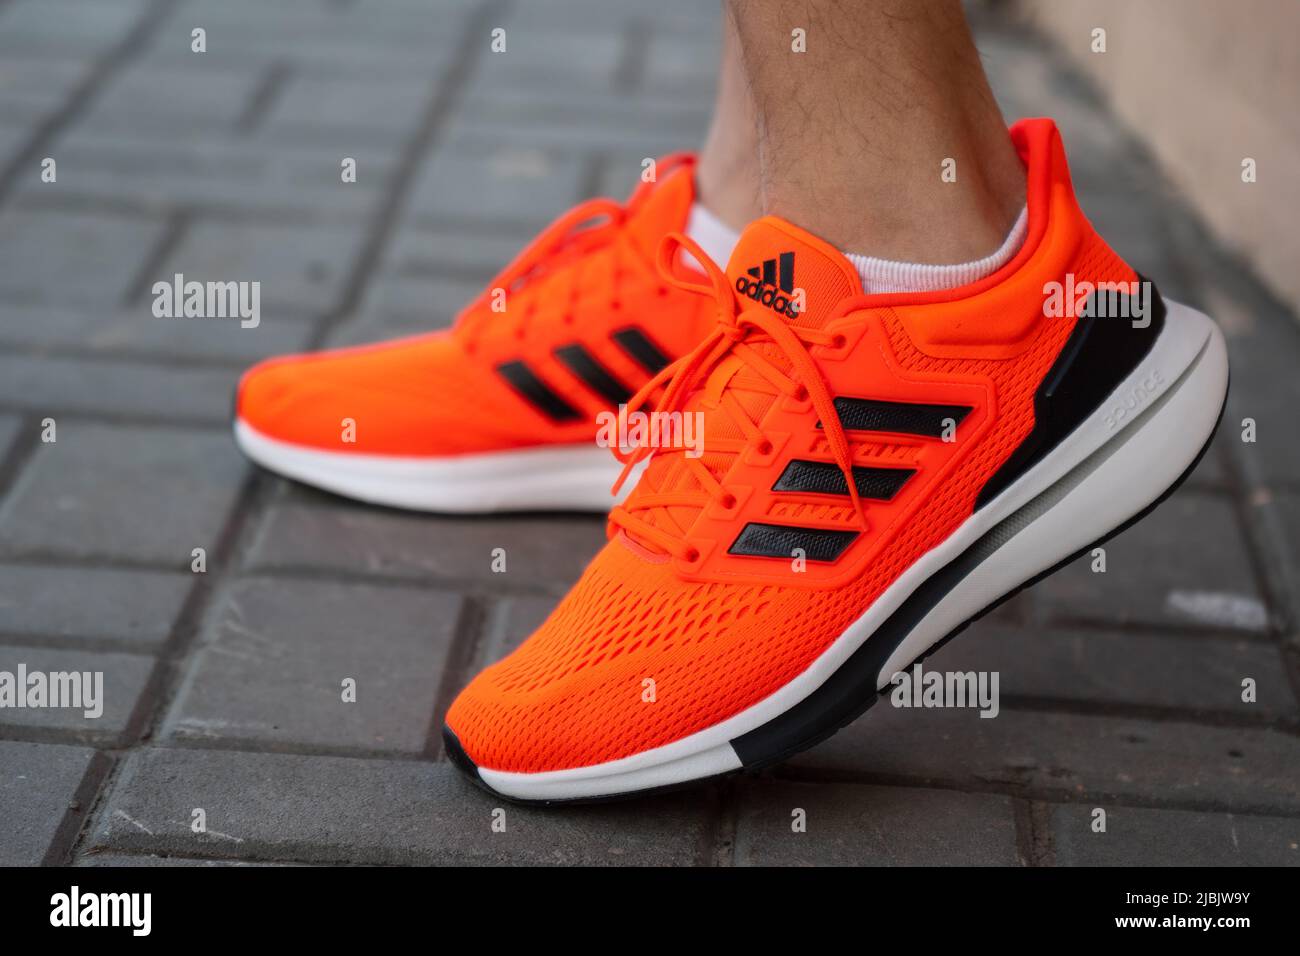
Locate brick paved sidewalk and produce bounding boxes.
[0,0,1296,866]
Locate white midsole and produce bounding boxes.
[233,419,633,513]
[477,301,1229,801]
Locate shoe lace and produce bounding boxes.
[608,232,866,562]
[454,154,695,350]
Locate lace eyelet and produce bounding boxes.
[792,384,809,401]
[830,333,847,349]
[756,440,773,456]
[683,547,701,563]
[719,493,737,510]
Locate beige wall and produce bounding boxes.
[1010,0,1300,310]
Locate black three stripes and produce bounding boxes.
[730,396,972,562]
[496,327,670,422]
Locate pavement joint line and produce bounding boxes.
[121,208,191,308]
[0,414,42,509]
[306,0,514,348]
[612,16,652,94]
[768,768,1300,819]
[0,407,234,429]
[1028,614,1281,645]
[64,466,268,860]
[424,594,490,760]
[0,343,313,372]
[235,60,293,134]
[1012,797,1055,867]
[698,778,737,867]
[43,751,116,867]
[1216,417,1300,706]
[11,192,400,228]
[0,0,179,211]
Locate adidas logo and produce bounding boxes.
[736,251,801,318]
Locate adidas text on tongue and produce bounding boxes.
[736,250,803,318]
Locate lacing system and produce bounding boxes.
[454,154,695,351]
[608,233,867,562]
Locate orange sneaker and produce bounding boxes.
[233,155,717,511]
[443,119,1229,802]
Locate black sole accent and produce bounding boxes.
[445,358,1228,807]
[975,279,1166,508]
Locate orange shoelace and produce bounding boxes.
[454,154,694,350]
[608,233,867,562]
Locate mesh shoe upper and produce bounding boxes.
[236,159,713,457]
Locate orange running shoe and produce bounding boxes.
[444,119,1229,802]
[233,155,717,512]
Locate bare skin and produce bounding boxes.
[696,0,1026,264]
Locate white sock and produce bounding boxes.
[683,202,740,271]
[844,205,1028,294]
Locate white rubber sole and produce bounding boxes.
[471,300,1229,802]
[233,419,632,513]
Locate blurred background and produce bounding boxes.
[0,0,1296,866]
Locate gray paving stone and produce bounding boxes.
[0,54,92,125]
[92,748,710,864]
[83,61,266,131]
[0,412,22,460]
[383,226,527,281]
[349,273,483,330]
[0,208,166,307]
[788,705,1300,813]
[30,130,397,218]
[734,780,1020,866]
[260,75,431,142]
[0,565,190,649]
[144,1,466,76]
[0,423,246,565]
[406,148,585,228]
[0,740,97,865]
[1224,323,1300,486]
[474,593,557,670]
[164,578,460,753]
[154,219,368,317]
[443,119,695,161]
[0,354,240,423]
[454,89,710,140]
[0,305,316,364]
[931,622,1295,717]
[246,503,606,592]
[474,30,623,86]
[0,0,148,55]
[1051,804,1300,866]
[0,643,154,744]
[1030,488,1268,633]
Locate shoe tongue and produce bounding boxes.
[623,162,696,255]
[623,217,863,554]
[724,216,863,329]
